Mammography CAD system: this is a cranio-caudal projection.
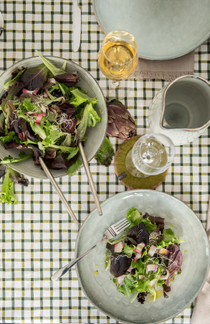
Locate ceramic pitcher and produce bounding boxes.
[148,75,210,145]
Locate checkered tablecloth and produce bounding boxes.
[0,1,209,323]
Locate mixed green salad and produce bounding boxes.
[105,208,184,304]
[0,51,101,176]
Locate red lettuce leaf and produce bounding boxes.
[61,116,77,134]
[19,92,37,103]
[59,101,76,117]
[6,81,24,100]
[18,64,49,90]
[4,141,24,149]
[54,72,79,87]
[44,152,79,170]
[0,164,7,178]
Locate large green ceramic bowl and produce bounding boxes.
[76,190,210,324]
[0,56,107,179]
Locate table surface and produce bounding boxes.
[0,1,210,323]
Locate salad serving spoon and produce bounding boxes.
[51,217,129,280]
[39,157,79,225]
[79,143,102,216]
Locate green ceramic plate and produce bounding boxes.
[93,0,210,60]
[76,190,210,324]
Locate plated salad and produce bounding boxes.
[105,208,184,304]
[0,51,101,176]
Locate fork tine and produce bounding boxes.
[112,218,127,227]
[115,221,129,233]
[112,218,129,233]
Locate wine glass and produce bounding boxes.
[126,133,175,178]
[98,30,138,91]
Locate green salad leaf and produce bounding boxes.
[94,137,114,167]
[123,243,135,257]
[3,69,26,91]
[35,50,66,76]
[142,217,157,233]
[70,88,97,107]
[126,207,142,226]
[66,159,82,176]
[87,103,101,127]
[0,151,33,164]
[0,167,18,204]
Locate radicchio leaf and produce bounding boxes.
[44,152,79,170]
[110,254,131,278]
[9,168,29,187]
[59,101,76,117]
[19,92,37,103]
[166,244,183,286]
[6,81,25,100]
[61,116,77,134]
[19,64,49,90]
[54,72,79,87]
[44,154,68,169]
[4,141,24,149]
[29,145,43,165]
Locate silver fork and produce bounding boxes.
[51,217,129,281]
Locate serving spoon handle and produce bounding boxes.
[79,143,102,216]
[39,157,79,225]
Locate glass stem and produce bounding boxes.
[112,80,120,88]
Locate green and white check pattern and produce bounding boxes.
[0,1,209,323]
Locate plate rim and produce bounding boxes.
[92,0,210,60]
[75,189,210,324]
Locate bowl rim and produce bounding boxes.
[0,55,108,179]
[75,189,210,324]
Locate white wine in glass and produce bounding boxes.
[98,30,138,87]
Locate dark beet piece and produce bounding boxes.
[137,292,148,304]
[110,254,131,278]
[163,284,171,293]
[126,223,149,245]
